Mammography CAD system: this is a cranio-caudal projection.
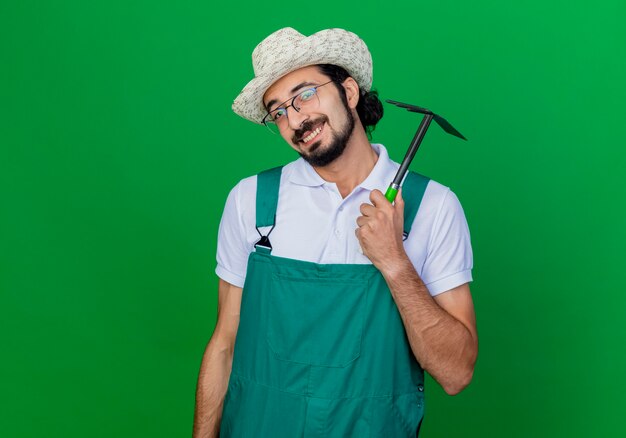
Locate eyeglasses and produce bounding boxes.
[262,80,333,134]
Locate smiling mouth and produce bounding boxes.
[300,123,324,145]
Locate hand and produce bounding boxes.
[355,188,408,273]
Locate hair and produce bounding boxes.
[316,64,383,139]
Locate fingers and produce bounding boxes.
[359,202,376,216]
[358,188,405,228]
[360,188,401,222]
[369,189,389,208]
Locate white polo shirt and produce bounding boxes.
[215,143,473,296]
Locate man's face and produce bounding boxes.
[263,66,355,167]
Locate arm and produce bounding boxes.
[193,279,243,437]
[356,189,478,395]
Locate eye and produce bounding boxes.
[299,89,316,102]
[272,108,287,121]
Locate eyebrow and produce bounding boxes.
[265,81,319,112]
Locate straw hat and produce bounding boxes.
[232,27,373,124]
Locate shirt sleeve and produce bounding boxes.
[421,188,473,296]
[215,180,254,288]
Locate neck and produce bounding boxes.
[312,121,378,198]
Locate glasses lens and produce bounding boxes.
[294,88,320,112]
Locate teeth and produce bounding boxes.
[303,126,322,143]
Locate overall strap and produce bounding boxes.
[401,171,430,239]
[254,166,283,253]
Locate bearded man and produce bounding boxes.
[193,27,478,438]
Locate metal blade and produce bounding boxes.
[386,99,433,115]
[386,99,467,141]
[432,114,467,140]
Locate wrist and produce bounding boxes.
[378,248,412,280]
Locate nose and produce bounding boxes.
[287,107,309,131]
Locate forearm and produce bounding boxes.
[193,340,234,438]
[380,255,477,395]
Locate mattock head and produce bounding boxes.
[386,99,467,141]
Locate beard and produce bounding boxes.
[294,103,355,168]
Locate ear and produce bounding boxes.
[342,77,360,109]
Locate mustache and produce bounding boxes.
[292,116,328,143]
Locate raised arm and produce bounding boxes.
[193,279,243,438]
[356,188,478,395]
[380,266,477,395]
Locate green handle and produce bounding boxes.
[384,186,398,203]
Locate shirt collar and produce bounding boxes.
[286,143,398,191]
[358,143,399,191]
[286,156,326,187]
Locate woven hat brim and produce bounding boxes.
[232,28,373,125]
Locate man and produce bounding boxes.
[193,28,477,437]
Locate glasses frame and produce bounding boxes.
[261,80,334,133]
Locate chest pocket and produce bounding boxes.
[267,273,369,367]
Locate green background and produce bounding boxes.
[2,1,625,436]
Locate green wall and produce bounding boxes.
[2,1,625,436]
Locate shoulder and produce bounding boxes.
[229,173,257,198]
[224,159,301,209]
[414,177,459,218]
[223,174,256,216]
[424,179,466,219]
[404,177,473,293]
[409,177,469,239]
[228,159,302,196]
